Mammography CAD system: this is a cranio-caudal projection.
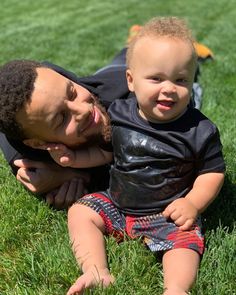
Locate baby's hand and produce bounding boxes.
[162,198,198,231]
[43,143,75,167]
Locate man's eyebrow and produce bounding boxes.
[66,80,74,97]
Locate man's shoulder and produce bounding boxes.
[109,96,136,108]
[108,97,136,119]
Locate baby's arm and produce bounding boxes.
[44,143,113,168]
[73,146,113,168]
[163,172,225,230]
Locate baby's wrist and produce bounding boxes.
[185,198,199,215]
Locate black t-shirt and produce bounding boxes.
[107,97,225,215]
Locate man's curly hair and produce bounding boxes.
[0,60,45,140]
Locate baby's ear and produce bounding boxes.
[23,138,46,149]
[126,69,135,92]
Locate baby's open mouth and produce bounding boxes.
[158,100,175,107]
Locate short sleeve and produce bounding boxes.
[197,127,225,174]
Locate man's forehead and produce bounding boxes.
[35,67,67,89]
[25,68,70,118]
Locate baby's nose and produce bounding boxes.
[162,81,176,93]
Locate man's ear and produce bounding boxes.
[23,138,46,149]
[126,69,135,92]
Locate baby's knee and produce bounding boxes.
[68,202,104,228]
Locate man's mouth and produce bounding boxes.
[78,107,100,135]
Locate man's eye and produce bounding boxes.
[58,111,67,127]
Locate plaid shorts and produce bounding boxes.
[77,192,204,255]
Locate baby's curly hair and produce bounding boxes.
[126,16,197,68]
[0,60,45,140]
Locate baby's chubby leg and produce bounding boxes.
[66,203,114,295]
[162,248,200,295]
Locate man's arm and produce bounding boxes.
[13,158,89,193]
[13,159,90,209]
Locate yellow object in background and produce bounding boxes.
[127,24,214,61]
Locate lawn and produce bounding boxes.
[0,0,235,294]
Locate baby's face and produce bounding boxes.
[16,68,109,149]
[126,36,196,123]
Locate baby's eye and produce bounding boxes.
[151,77,162,82]
[176,78,188,83]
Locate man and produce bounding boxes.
[0,45,203,209]
[0,50,131,208]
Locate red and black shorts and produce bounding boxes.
[76,192,204,255]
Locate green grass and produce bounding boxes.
[0,0,235,294]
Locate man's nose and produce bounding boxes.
[67,100,90,121]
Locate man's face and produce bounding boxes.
[126,36,196,123]
[16,68,109,148]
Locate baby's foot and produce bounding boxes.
[66,268,114,295]
[163,287,189,295]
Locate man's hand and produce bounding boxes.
[14,159,90,209]
[162,198,198,231]
[45,178,88,209]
